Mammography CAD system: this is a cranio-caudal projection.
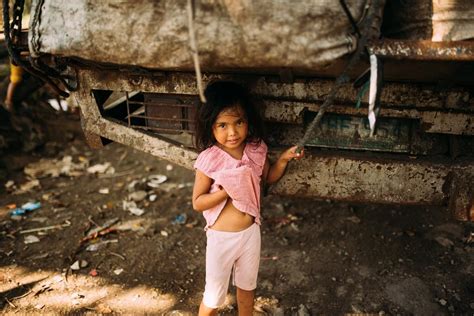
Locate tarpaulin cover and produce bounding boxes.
[28,0,382,71]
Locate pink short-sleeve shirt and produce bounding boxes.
[194,141,268,229]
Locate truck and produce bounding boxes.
[6,0,473,220]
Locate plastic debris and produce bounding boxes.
[82,218,120,243]
[86,239,118,252]
[122,200,145,216]
[89,269,98,277]
[70,260,88,270]
[87,162,114,174]
[24,156,86,178]
[147,174,167,188]
[5,180,15,191]
[11,201,41,216]
[172,213,187,225]
[99,188,110,194]
[20,220,71,234]
[15,179,41,194]
[24,235,40,244]
[149,194,157,202]
[160,230,169,237]
[113,268,124,275]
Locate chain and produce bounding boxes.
[10,0,25,45]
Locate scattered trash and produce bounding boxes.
[5,180,15,191]
[99,188,110,194]
[172,213,187,225]
[147,174,167,188]
[11,201,41,216]
[70,260,88,270]
[20,220,71,234]
[87,162,114,175]
[24,235,40,244]
[128,190,147,202]
[82,218,120,243]
[113,268,124,275]
[122,200,145,216]
[86,239,118,252]
[160,230,169,237]
[109,252,126,260]
[15,179,41,194]
[166,164,173,171]
[89,269,98,277]
[114,219,149,234]
[149,194,157,202]
[25,156,86,178]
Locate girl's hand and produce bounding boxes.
[279,146,304,163]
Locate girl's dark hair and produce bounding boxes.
[194,81,265,151]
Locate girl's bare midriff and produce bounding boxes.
[209,198,254,232]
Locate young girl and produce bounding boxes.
[193,81,304,316]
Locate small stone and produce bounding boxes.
[439,298,447,306]
[160,230,169,237]
[166,164,173,171]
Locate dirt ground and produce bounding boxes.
[0,112,474,316]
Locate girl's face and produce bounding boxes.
[212,106,248,152]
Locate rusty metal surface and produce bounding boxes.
[77,69,474,111]
[76,68,474,136]
[263,100,474,136]
[370,39,474,61]
[72,74,198,170]
[268,152,473,207]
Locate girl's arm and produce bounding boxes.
[266,146,304,185]
[192,170,229,212]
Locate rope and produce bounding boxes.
[296,0,381,152]
[187,0,206,103]
[2,0,70,97]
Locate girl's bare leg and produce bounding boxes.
[199,301,217,316]
[236,287,255,316]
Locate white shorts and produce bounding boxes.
[203,223,261,308]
